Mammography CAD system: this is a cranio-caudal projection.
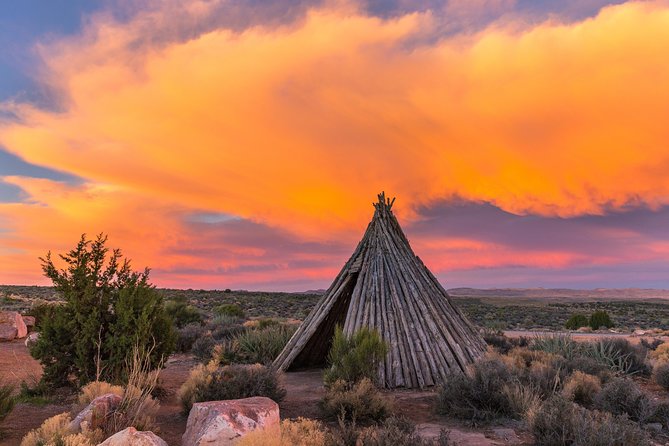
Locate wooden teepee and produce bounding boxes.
[274,192,486,388]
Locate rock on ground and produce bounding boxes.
[98,427,168,446]
[182,397,279,446]
[25,332,39,348]
[0,311,28,341]
[22,315,35,331]
[70,393,122,433]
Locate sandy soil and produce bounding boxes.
[0,339,531,445]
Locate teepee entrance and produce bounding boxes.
[274,192,486,388]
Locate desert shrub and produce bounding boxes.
[208,315,245,341]
[213,303,245,319]
[482,331,528,354]
[0,381,14,423]
[100,347,161,435]
[176,323,205,352]
[531,334,581,360]
[586,338,649,376]
[77,381,124,406]
[561,371,601,407]
[594,378,654,423]
[650,343,669,362]
[525,361,565,398]
[20,412,99,446]
[234,325,296,365]
[640,338,663,351]
[501,383,541,418]
[321,378,391,422]
[436,355,518,423]
[357,416,425,446]
[165,297,203,328]
[652,362,669,390]
[323,326,388,386]
[589,311,614,330]
[564,356,613,383]
[565,314,589,330]
[529,396,649,446]
[237,417,327,446]
[178,361,218,414]
[31,234,175,387]
[192,334,217,362]
[181,364,285,413]
[256,318,281,329]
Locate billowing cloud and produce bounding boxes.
[1,0,669,288]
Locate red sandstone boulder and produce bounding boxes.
[22,315,36,331]
[98,427,168,446]
[0,311,27,341]
[182,397,280,446]
[70,393,122,432]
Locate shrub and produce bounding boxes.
[78,381,124,406]
[565,314,589,330]
[176,323,205,353]
[651,343,669,362]
[586,338,649,376]
[213,304,245,319]
[529,396,649,446]
[652,362,669,390]
[357,416,425,446]
[31,234,175,387]
[531,334,581,360]
[0,381,14,423]
[181,364,285,413]
[482,331,528,354]
[237,417,327,446]
[323,327,388,386]
[561,371,600,407]
[178,361,218,414]
[594,378,654,423]
[564,356,613,383]
[208,315,245,341]
[589,311,614,330]
[165,297,203,328]
[640,338,663,351]
[233,325,296,365]
[436,355,518,423]
[26,302,59,330]
[20,412,99,446]
[321,378,391,422]
[192,334,217,362]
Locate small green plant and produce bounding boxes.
[213,304,245,319]
[0,381,15,423]
[323,326,388,386]
[589,311,614,330]
[565,314,589,330]
[585,338,648,376]
[180,364,285,413]
[531,334,581,360]
[233,324,296,365]
[165,298,203,328]
[321,378,391,422]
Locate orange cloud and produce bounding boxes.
[2,1,669,287]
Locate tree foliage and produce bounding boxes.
[31,234,176,387]
[324,326,388,387]
[565,314,589,330]
[589,311,614,330]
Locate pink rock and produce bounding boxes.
[25,332,40,348]
[182,397,280,446]
[70,393,122,432]
[0,311,27,341]
[98,427,168,446]
[22,315,36,330]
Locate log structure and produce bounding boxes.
[273,192,486,388]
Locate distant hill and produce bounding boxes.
[447,287,669,302]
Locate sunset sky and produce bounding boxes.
[1,0,669,291]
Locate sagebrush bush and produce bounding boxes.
[233,325,296,365]
[561,371,600,407]
[32,234,175,387]
[77,380,124,406]
[238,417,328,446]
[651,343,669,362]
[321,378,392,422]
[178,361,218,414]
[192,334,217,362]
[652,361,669,389]
[213,303,245,319]
[165,297,203,328]
[180,364,286,413]
[436,355,517,423]
[176,323,205,353]
[0,381,14,423]
[594,378,654,423]
[208,315,245,341]
[20,412,99,446]
[640,338,663,351]
[587,338,649,376]
[482,330,528,354]
[357,416,425,446]
[323,327,388,386]
[564,356,613,383]
[529,396,649,446]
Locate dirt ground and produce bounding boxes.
[0,339,529,445]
